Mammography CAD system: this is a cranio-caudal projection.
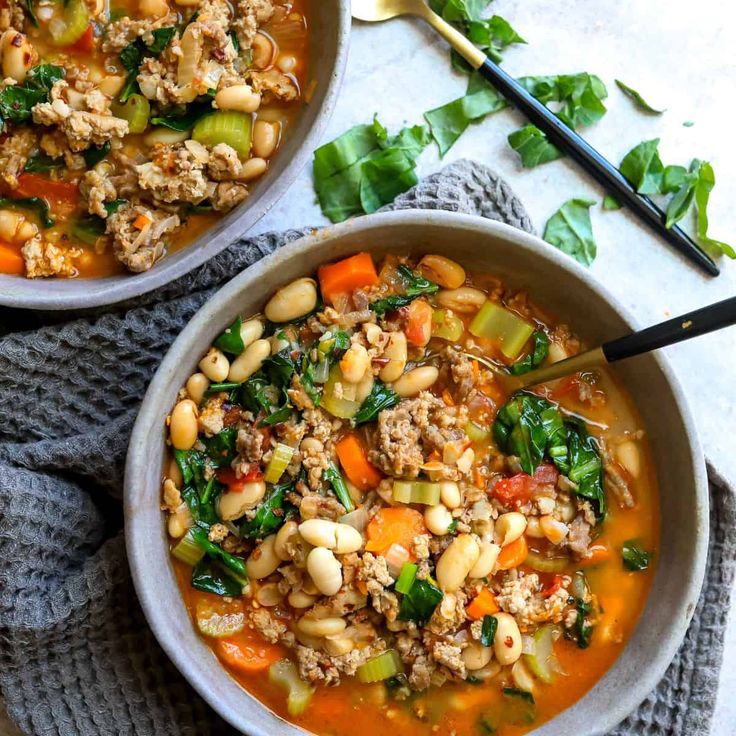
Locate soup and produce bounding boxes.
[162,252,658,735]
[0,0,308,279]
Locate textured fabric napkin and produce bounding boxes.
[0,160,733,736]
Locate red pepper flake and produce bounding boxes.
[504,636,513,648]
[11,33,22,47]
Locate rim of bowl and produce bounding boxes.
[125,210,709,736]
[0,2,351,311]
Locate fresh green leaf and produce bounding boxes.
[359,147,420,214]
[543,198,597,266]
[508,125,562,168]
[23,152,63,173]
[70,215,106,245]
[83,142,111,168]
[693,161,735,258]
[354,381,401,425]
[619,138,664,195]
[190,527,248,582]
[25,64,66,93]
[191,558,244,596]
[567,573,595,649]
[147,26,176,54]
[510,331,549,374]
[369,264,439,315]
[503,688,535,705]
[214,316,245,355]
[662,164,689,194]
[263,350,296,389]
[174,449,220,527]
[259,404,293,427]
[323,462,354,512]
[683,121,694,127]
[397,578,444,626]
[21,0,38,26]
[0,197,54,228]
[240,374,273,415]
[614,79,665,114]
[240,481,293,539]
[0,64,64,129]
[151,99,213,131]
[566,420,606,521]
[622,540,652,571]
[602,195,621,211]
[204,427,238,468]
[480,615,498,646]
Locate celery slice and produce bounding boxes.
[322,365,360,419]
[523,624,561,683]
[395,562,418,594]
[193,111,253,159]
[524,550,569,573]
[111,94,150,134]
[196,605,245,638]
[269,660,314,716]
[264,443,294,484]
[356,649,404,683]
[172,529,205,566]
[465,421,490,443]
[469,301,534,359]
[432,308,464,342]
[49,0,89,46]
[393,480,441,505]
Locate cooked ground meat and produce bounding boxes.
[21,236,79,278]
[0,127,36,189]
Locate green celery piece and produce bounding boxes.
[469,301,534,359]
[395,562,418,594]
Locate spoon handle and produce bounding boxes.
[602,295,736,362]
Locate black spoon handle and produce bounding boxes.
[476,58,719,277]
[602,296,736,362]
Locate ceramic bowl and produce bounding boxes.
[0,2,350,310]
[125,210,708,736]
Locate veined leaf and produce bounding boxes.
[619,138,664,195]
[615,79,665,114]
[507,125,562,168]
[543,199,597,266]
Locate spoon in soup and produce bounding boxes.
[479,295,736,394]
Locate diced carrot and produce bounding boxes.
[317,252,379,305]
[473,468,485,489]
[15,173,79,206]
[133,213,152,230]
[404,298,433,346]
[466,588,500,620]
[335,433,382,492]
[364,507,426,557]
[472,359,480,380]
[580,543,612,567]
[491,473,536,506]
[215,637,283,673]
[68,24,95,53]
[441,389,455,407]
[497,536,528,570]
[427,449,441,463]
[0,242,24,275]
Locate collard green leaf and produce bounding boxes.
[619,138,664,195]
[614,79,665,114]
[622,540,652,571]
[507,125,562,168]
[542,199,597,266]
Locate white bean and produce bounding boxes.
[138,0,169,17]
[424,504,453,536]
[616,440,641,478]
[440,481,461,509]
[324,637,355,656]
[540,515,569,545]
[1,30,36,83]
[511,659,535,692]
[240,157,268,181]
[167,508,191,538]
[238,318,264,347]
[0,209,24,242]
[379,332,407,383]
[525,517,544,538]
[167,456,183,487]
[255,582,282,606]
[307,547,343,596]
[198,347,230,382]
[218,480,266,521]
[492,613,522,665]
[339,343,370,384]
[355,370,374,404]
[417,255,466,289]
[215,84,261,113]
[392,366,439,398]
[264,278,317,323]
[253,120,279,159]
[298,519,363,554]
[436,287,486,314]
[169,399,198,450]
[186,372,210,404]
[274,519,299,561]
[435,534,480,592]
[251,32,274,69]
[246,535,280,579]
[468,543,501,578]
[288,590,318,608]
[228,338,270,382]
[98,75,126,98]
[462,642,492,671]
[296,615,346,637]
[144,126,189,146]
[494,512,527,546]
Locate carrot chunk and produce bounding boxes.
[0,242,24,275]
[497,536,528,570]
[364,507,426,557]
[335,433,382,491]
[466,588,500,620]
[318,252,379,305]
[215,637,283,673]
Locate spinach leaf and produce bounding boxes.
[354,381,401,425]
[480,614,498,646]
[425,72,506,156]
[492,392,549,474]
[510,331,549,374]
[147,26,176,54]
[191,558,244,596]
[190,527,248,583]
[174,449,219,526]
[70,215,106,245]
[25,64,66,93]
[240,481,293,539]
[21,0,38,26]
[24,152,62,173]
[151,99,213,131]
[204,427,238,468]
[622,540,652,571]
[240,374,273,415]
[602,195,621,211]
[262,350,296,389]
[0,197,54,228]
[502,688,535,705]
[258,404,293,427]
[397,578,443,626]
[119,41,145,102]
[0,64,64,129]
[566,571,594,648]
[542,198,597,266]
[369,264,439,315]
[507,125,562,168]
[83,142,111,168]
[693,160,735,258]
[214,316,244,355]
[619,138,664,195]
[615,79,665,114]
[323,462,354,512]
[566,420,606,521]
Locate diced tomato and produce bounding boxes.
[491,473,536,505]
[542,574,564,598]
[68,25,96,54]
[217,467,263,490]
[533,463,559,485]
[404,298,433,347]
[549,374,579,399]
[15,173,79,207]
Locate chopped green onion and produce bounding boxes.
[193,111,253,159]
[395,562,418,594]
[264,443,294,484]
[465,421,490,443]
[356,649,404,683]
[469,301,534,359]
[323,462,355,512]
[111,93,150,134]
[172,529,205,566]
[269,660,314,716]
[392,480,441,505]
[431,308,464,342]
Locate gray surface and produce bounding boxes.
[0,162,731,736]
[0,0,350,311]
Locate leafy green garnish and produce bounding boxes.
[119,31,174,103]
[191,558,245,597]
[23,152,62,173]
[602,195,621,211]
[190,527,248,583]
[323,462,354,512]
[622,540,652,571]
[204,427,238,468]
[263,350,296,389]
[615,79,665,114]
[620,138,664,195]
[510,331,549,375]
[692,161,734,258]
[214,316,244,355]
[507,125,562,168]
[147,26,176,54]
[354,381,401,425]
[151,99,213,131]
[21,0,38,26]
[369,264,439,315]
[480,614,498,646]
[502,688,535,704]
[174,449,221,527]
[0,64,64,129]
[83,142,111,168]
[397,578,443,626]
[313,116,431,223]
[0,197,54,228]
[543,198,597,266]
[240,481,293,539]
[240,374,273,415]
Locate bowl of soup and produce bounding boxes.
[125,210,708,736]
[0,0,349,309]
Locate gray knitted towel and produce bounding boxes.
[0,160,733,736]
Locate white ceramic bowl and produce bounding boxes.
[125,210,708,736]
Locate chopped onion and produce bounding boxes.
[521,634,536,655]
[339,508,368,533]
[383,543,410,578]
